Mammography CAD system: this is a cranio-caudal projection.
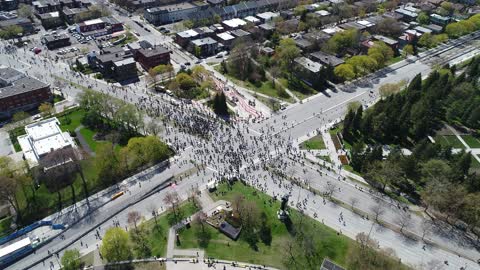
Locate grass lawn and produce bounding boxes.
[434,135,465,149]
[79,127,102,152]
[471,155,480,170]
[58,108,85,132]
[343,164,362,177]
[0,216,12,238]
[176,182,408,270]
[317,155,332,163]
[462,135,480,148]
[300,135,326,150]
[278,78,313,101]
[386,56,404,66]
[214,65,294,103]
[138,201,200,258]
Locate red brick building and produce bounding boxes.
[135,45,171,71]
[0,68,52,119]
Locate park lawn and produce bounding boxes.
[204,182,409,270]
[139,201,200,258]
[178,181,350,269]
[434,135,465,149]
[300,135,326,150]
[15,158,101,225]
[462,135,480,148]
[59,108,86,132]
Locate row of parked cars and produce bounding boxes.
[57,46,79,55]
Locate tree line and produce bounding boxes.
[341,57,480,235]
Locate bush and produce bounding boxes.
[94,73,103,79]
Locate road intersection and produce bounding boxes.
[2,28,480,270]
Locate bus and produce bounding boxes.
[111,191,125,200]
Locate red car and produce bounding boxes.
[33,47,41,54]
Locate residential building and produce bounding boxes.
[373,34,399,51]
[430,13,450,26]
[0,0,18,11]
[0,17,34,33]
[215,31,235,48]
[0,67,52,119]
[175,29,200,48]
[62,7,89,24]
[0,11,17,20]
[338,21,367,32]
[42,33,70,49]
[76,16,123,37]
[89,47,137,80]
[424,23,443,33]
[191,37,218,57]
[126,40,152,55]
[395,7,418,21]
[295,38,314,52]
[38,11,63,29]
[207,0,225,7]
[244,15,260,25]
[309,51,345,67]
[230,28,251,43]
[135,45,170,70]
[17,117,77,167]
[256,11,279,23]
[222,18,247,30]
[144,0,297,26]
[293,56,323,87]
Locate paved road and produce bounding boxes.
[3,26,480,270]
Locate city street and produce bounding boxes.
[3,26,480,270]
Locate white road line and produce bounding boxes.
[206,166,218,172]
[248,128,262,135]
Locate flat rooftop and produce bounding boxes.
[18,117,76,167]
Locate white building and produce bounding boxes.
[18,117,77,167]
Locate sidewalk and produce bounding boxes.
[166,192,230,259]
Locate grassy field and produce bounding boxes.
[434,135,465,148]
[471,155,480,170]
[462,135,480,148]
[176,182,408,270]
[300,135,326,150]
[136,201,199,258]
[214,65,294,103]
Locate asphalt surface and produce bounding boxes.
[2,21,480,270]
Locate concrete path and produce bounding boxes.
[446,124,480,164]
[166,193,230,260]
[74,125,95,156]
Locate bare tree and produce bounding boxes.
[146,119,162,136]
[324,182,337,198]
[349,197,359,212]
[163,192,180,222]
[148,204,158,226]
[369,203,385,223]
[231,194,244,218]
[421,219,434,241]
[0,175,20,216]
[127,211,141,230]
[395,211,412,234]
[194,211,208,233]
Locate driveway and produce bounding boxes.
[0,129,14,156]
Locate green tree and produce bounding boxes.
[334,64,356,81]
[417,12,429,25]
[12,111,29,124]
[213,92,229,116]
[0,25,22,40]
[276,38,300,68]
[38,102,55,117]
[402,44,414,57]
[61,249,81,270]
[17,4,33,19]
[367,41,393,67]
[325,29,359,54]
[346,55,377,77]
[95,142,120,185]
[175,73,196,91]
[101,227,131,262]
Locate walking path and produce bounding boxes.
[74,125,95,156]
[446,124,480,164]
[166,192,230,260]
